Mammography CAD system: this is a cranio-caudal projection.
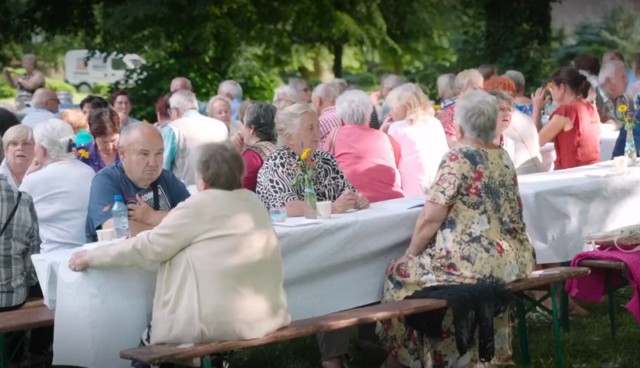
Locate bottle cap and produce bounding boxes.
[75,129,93,146]
[114,194,123,202]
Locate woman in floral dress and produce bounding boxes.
[378,91,536,368]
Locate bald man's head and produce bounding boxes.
[118,123,165,188]
[170,77,193,93]
[32,88,59,113]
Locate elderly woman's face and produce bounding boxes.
[211,101,231,124]
[5,139,35,169]
[287,112,321,154]
[496,100,513,135]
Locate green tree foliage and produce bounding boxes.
[483,0,558,86]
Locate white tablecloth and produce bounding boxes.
[33,196,424,368]
[600,129,619,161]
[518,161,640,264]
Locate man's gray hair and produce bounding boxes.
[335,90,372,126]
[312,83,339,103]
[169,90,198,113]
[504,70,526,94]
[217,80,243,99]
[119,121,161,147]
[288,77,309,90]
[598,60,626,85]
[273,85,297,103]
[382,74,406,90]
[33,119,76,161]
[22,54,37,64]
[274,103,316,146]
[454,90,497,144]
[330,78,348,94]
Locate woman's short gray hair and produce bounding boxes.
[34,118,76,161]
[454,90,497,144]
[275,103,316,146]
[2,124,34,151]
[504,70,526,94]
[335,90,372,126]
[437,73,456,99]
[196,141,243,191]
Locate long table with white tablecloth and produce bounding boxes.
[33,196,423,368]
[518,160,640,264]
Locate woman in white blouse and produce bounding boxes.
[20,119,95,253]
[381,83,449,195]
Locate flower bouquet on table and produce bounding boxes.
[618,104,637,165]
[292,148,317,219]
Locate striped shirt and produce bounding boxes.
[0,175,40,308]
[319,106,342,149]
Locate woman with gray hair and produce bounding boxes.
[20,119,95,253]
[378,91,535,368]
[504,70,534,115]
[256,103,369,216]
[325,89,404,202]
[240,103,278,191]
[1,124,35,189]
[69,141,291,354]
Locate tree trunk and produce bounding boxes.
[333,43,343,78]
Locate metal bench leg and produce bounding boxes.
[514,296,530,365]
[560,285,569,332]
[0,333,7,368]
[203,355,215,368]
[550,284,564,368]
[605,270,617,338]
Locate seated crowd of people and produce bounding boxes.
[0,49,634,368]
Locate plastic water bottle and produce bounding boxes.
[112,194,130,239]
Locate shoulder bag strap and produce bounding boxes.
[0,191,22,237]
[328,126,341,156]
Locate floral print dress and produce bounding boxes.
[377,146,536,368]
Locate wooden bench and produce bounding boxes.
[0,299,55,368]
[577,259,629,338]
[121,267,590,368]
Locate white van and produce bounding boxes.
[64,49,145,92]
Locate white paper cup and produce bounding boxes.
[96,228,115,242]
[317,201,332,219]
[614,156,629,170]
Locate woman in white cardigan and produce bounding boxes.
[69,141,291,345]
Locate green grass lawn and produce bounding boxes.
[218,290,639,368]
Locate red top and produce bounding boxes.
[550,100,600,170]
[437,103,457,137]
[242,150,263,191]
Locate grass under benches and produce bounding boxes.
[215,288,639,368]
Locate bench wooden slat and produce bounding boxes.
[578,259,628,271]
[0,306,54,333]
[120,266,590,364]
[121,298,447,363]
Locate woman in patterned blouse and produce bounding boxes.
[256,103,369,216]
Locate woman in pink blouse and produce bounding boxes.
[324,90,404,202]
[239,103,277,191]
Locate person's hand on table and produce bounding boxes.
[332,190,357,213]
[531,87,549,113]
[354,191,369,210]
[69,250,89,272]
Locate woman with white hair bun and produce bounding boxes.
[20,119,95,253]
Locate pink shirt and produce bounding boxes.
[324,125,404,203]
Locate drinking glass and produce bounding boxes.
[269,207,287,223]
